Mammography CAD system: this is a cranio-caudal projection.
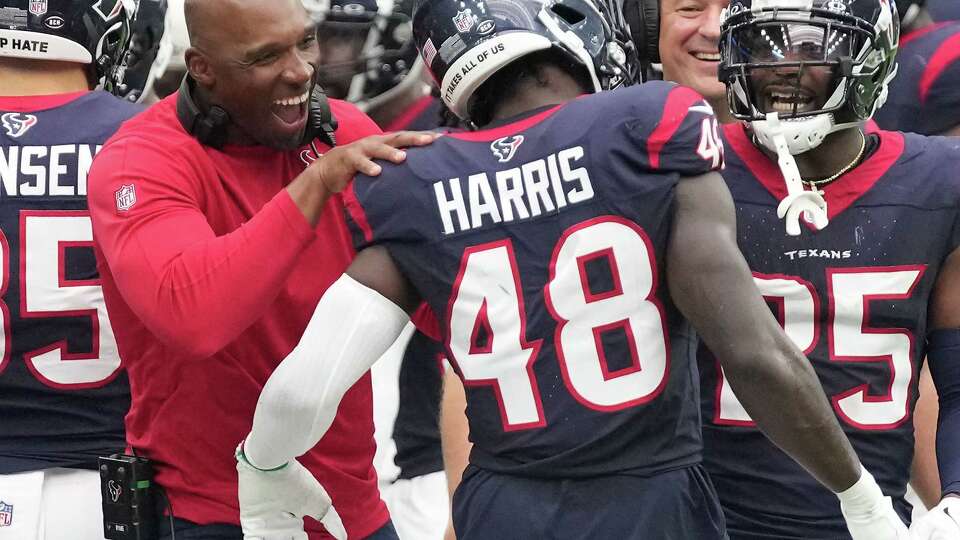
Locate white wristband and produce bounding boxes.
[836,466,885,514]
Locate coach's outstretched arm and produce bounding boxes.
[238,246,418,539]
[666,171,909,540]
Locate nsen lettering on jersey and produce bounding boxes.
[0,144,101,196]
[433,145,593,235]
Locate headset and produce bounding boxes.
[175,75,338,152]
[623,0,660,68]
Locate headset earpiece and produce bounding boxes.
[175,75,231,149]
[305,86,338,149]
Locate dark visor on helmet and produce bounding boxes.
[729,21,866,64]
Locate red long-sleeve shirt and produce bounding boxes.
[88,94,388,538]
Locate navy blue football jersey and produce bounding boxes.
[873,21,960,134]
[346,81,724,478]
[700,123,960,539]
[0,91,140,473]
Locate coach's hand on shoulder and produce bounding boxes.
[836,467,910,540]
[910,496,960,539]
[313,131,440,194]
[236,443,347,540]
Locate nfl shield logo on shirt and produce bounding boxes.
[115,184,137,212]
[28,0,47,16]
[0,501,12,527]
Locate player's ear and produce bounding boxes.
[185,48,214,87]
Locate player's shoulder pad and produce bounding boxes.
[55,91,144,141]
[599,82,713,136]
[898,130,960,196]
[568,82,710,147]
[611,83,720,174]
[344,157,426,247]
[90,89,144,117]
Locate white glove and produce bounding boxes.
[910,496,960,540]
[837,467,910,540]
[236,443,348,540]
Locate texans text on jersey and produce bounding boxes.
[434,145,594,235]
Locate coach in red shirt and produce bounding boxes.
[87,1,435,538]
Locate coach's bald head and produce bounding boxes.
[181,0,321,149]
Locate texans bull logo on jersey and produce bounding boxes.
[490,135,524,163]
[2,113,38,139]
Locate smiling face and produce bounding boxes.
[751,64,833,116]
[659,0,729,104]
[189,0,320,149]
[732,22,847,117]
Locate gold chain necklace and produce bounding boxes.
[804,133,866,192]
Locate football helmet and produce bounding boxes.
[0,0,138,91]
[115,0,169,102]
[718,0,899,154]
[150,0,188,100]
[413,0,640,122]
[304,0,420,109]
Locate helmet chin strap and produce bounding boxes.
[759,112,829,237]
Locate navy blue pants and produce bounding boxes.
[452,464,728,540]
[157,516,399,540]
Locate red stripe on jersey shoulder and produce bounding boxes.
[448,103,566,141]
[724,123,905,221]
[647,86,706,169]
[901,22,953,46]
[920,31,960,104]
[343,182,374,244]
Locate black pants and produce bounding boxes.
[453,464,729,540]
[157,516,399,540]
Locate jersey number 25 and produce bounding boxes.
[715,267,924,430]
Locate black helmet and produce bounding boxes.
[305,0,420,107]
[0,0,137,91]
[413,0,639,121]
[114,0,168,102]
[718,0,900,153]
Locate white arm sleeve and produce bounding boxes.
[243,274,410,469]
